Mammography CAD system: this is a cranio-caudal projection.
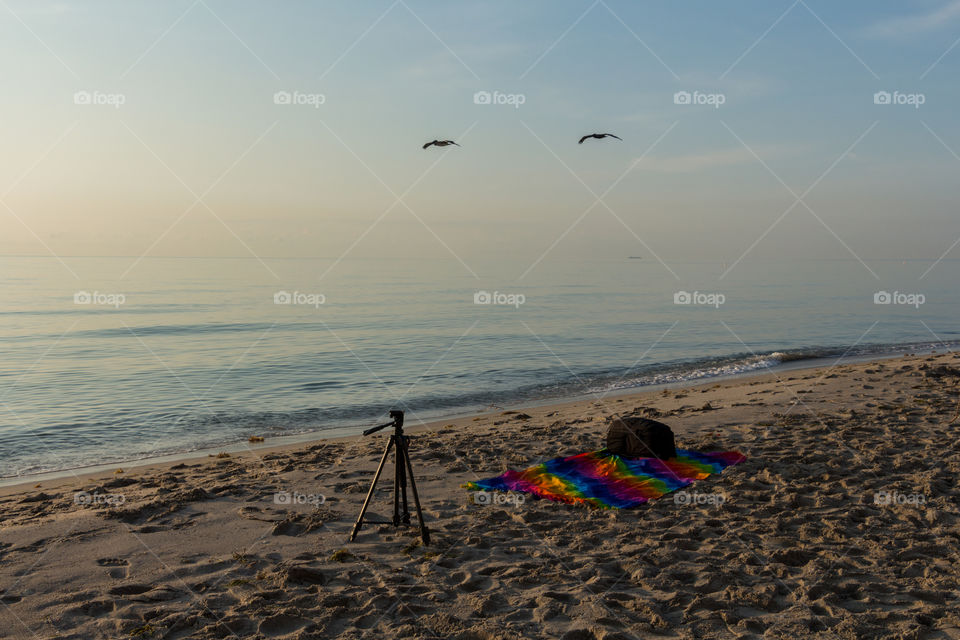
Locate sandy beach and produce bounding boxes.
[2,352,959,639]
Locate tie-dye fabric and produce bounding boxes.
[464,449,746,509]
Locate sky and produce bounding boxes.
[1,0,959,271]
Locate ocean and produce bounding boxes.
[1,255,956,481]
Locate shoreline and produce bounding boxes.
[0,346,946,493]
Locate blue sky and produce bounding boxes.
[1,0,958,269]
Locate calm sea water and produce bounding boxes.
[1,256,956,480]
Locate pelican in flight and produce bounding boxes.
[423,139,460,149]
[578,133,622,144]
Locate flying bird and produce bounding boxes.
[578,133,622,144]
[423,140,460,149]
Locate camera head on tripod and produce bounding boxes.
[362,409,404,436]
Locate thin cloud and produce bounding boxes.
[862,0,960,38]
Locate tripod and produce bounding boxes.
[349,410,430,545]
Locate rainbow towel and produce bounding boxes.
[464,449,746,509]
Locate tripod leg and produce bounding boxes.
[398,436,410,525]
[401,440,430,545]
[349,437,394,542]
[393,435,401,527]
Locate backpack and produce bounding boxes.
[606,416,677,459]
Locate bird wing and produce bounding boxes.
[422,141,434,149]
[578,135,590,144]
[606,134,622,141]
[450,141,461,146]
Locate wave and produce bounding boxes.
[585,341,955,394]
[68,322,298,339]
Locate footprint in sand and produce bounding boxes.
[541,590,577,604]
[15,538,49,554]
[107,583,153,596]
[96,557,130,580]
[71,599,115,617]
[132,514,201,534]
[455,573,491,593]
[258,613,313,637]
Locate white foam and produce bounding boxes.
[589,352,788,393]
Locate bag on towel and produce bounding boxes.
[606,416,677,459]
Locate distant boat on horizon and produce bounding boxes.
[628,256,643,259]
